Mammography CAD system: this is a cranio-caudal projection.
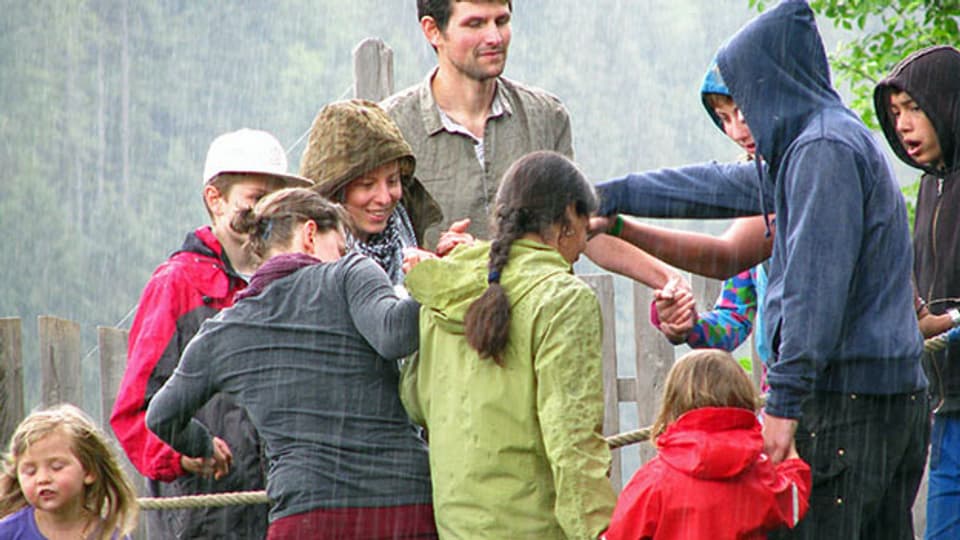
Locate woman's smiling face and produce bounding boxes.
[341,160,403,241]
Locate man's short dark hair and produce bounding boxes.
[417,0,512,32]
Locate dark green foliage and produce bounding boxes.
[750,0,960,129]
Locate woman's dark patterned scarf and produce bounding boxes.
[347,203,417,284]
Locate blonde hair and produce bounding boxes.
[0,404,139,539]
[651,349,761,444]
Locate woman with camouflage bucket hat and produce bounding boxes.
[300,99,445,285]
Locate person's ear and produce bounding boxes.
[421,16,441,48]
[204,184,226,217]
[301,220,318,253]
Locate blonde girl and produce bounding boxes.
[0,404,138,540]
[604,349,810,540]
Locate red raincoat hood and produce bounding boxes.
[657,407,763,480]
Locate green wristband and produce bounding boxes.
[608,214,624,237]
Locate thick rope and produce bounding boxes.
[138,490,270,510]
[140,330,958,510]
[605,427,652,449]
[138,430,653,510]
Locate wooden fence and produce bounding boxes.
[0,272,727,487]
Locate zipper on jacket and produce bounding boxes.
[928,176,946,412]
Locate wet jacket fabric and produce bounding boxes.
[110,226,266,539]
[146,252,432,523]
[382,72,573,246]
[299,98,442,246]
[875,46,960,415]
[596,0,926,420]
[603,408,811,540]
[401,239,616,539]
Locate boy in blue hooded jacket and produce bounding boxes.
[595,2,928,538]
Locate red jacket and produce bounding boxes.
[604,407,810,540]
[110,227,248,480]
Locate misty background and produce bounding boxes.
[0,1,918,420]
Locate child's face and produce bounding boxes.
[889,90,944,168]
[713,101,756,157]
[16,431,94,517]
[206,175,273,243]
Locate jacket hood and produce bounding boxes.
[657,407,763,480]
[177,226,224,262]
[299,98,442,244]
[172,226,246,297]
[700,57,731,132]
[404,239,572,332]
[300,99,416,196]
[715,0,842,174]
[874,45,960,176]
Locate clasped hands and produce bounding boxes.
[655,275,697,343]
[180,436,233,480]
[402,218,475,273]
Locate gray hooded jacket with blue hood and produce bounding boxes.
[597,0,926,419]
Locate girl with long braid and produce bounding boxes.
[402,151,616,539]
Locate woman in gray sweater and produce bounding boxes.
[146,187,435,539]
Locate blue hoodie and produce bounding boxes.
[597,0,925,419]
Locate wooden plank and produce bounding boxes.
[353,38,394,101]
[97,327,129,429]
[632,281,675,464]
[691,274,722,313]
[0,318,24,445]
[98,326,149,539]
[580,273,622,491]
[616,377,637,402]
[38,316,83,408]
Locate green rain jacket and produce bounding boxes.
[402,239,615,539]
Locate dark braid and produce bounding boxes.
[463,151,598,364]
[464,208,525,364]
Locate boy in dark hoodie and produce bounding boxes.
[595,2,928,538]
[874,45,960,540]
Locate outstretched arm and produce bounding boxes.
[584,234,679,289]
[592,215,772,280]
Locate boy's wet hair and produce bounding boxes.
[704,92,735,110]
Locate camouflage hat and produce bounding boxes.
[299,99,415,197]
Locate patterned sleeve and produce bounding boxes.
[686,268,758,351]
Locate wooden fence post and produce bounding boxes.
[353,38,394,101]
[631,282,675,464]
[581,274,622,491]
[1,317,24,445]
[98,326,150,540]
[38,316,83,409]
[98,327,129,430]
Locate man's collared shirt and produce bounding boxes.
[382,68,573,246]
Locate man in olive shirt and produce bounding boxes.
[381,0,573,246]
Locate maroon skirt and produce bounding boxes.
[267,504,437,540]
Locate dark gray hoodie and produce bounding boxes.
[875,45,960,414]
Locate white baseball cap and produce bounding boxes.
[202,128,313,188]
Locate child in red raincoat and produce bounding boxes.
[603,349,810,540]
